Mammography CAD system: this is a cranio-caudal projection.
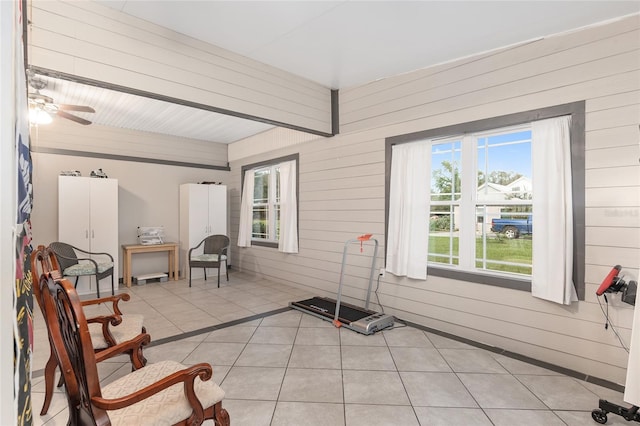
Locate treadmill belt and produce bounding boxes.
[292,297,374,323]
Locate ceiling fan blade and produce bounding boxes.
[57,110,92,125]
[57,104,95,113]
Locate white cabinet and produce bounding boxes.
[179,183,227,279]
[58,176,118,295]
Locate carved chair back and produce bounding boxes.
[39,273,107,425]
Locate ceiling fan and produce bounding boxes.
[27,72,95,125]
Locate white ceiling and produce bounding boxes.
[31,1,640,143]
[99,0,640,89]
[30,74,275,143]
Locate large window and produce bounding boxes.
[385,102,585,299]
[429,125,533,277]
[239,154,299,251]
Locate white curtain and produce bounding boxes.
[531,116,577,304]
[278,160,298,253]
[237,169,255,247]
[386,141,430,280]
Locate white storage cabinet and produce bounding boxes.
[58,176,119,295]
[179,183,227,280]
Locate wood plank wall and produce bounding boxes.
[32,119,228,168]
[27,0,333,135]
[229,14,640,385]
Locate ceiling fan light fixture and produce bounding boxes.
[29,108,53,125]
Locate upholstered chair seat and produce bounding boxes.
[102,360,226,426]
[190,253,227,263]
[88,313,145,349]
[62,260,113,276]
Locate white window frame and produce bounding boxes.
[252,164,280,243]
[427,124,533,277]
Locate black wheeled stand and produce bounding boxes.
[592,401,639,424]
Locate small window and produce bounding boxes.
[252,165,281,242]
[240,154,299,250]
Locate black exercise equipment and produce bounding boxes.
[592,265,638,424]
[291,234,395,335]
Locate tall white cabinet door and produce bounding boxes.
[180,184,204,277]
[89,178,119,283]
[58,176,119,295]
[189,184,211,246]
[208,184,227,236]
[58,176,91,251]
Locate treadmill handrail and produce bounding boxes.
[333,236,379,325]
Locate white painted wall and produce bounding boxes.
[0,1,17,423]
[229,15,640,385]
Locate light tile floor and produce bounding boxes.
[31,271,632,425]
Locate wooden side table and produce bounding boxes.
[121,242,179,287]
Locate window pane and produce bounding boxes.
[275,167,281,203]
[431,141,462,202]
[275,204,281,240]
[428,206,459,266]
[475,206,532,275]
[429,140,461,267]
[477,130,532,202]
[253,168,270,204]
[252,205,268,239]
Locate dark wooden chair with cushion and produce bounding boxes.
[188,234,230,288]
[31,245,148,416]
[49,241,115,298]
[38,272,230,426]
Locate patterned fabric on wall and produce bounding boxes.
[14,0,34,424]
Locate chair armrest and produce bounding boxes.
[91,362,213,411]
[75,257,110,268]
[94,332,150,369]
[67,244,114,262]
[81,293,130,316]
[86,314,122,347]
[188,239,206,258]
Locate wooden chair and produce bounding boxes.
[50,241,115,298]
[188,235,230,288]
[31,245,149,416]
[38,273,230,426]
